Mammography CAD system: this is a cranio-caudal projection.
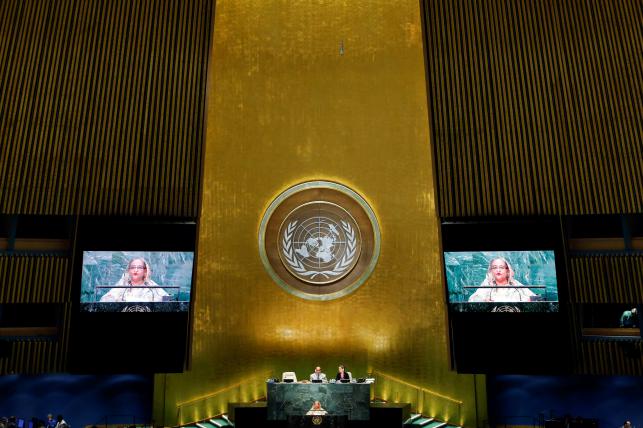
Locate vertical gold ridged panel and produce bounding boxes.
[568,255,643,303]
[155,1,483,427]
[424,0,643,217]
[0,256,70,303]
[0,0,213,217]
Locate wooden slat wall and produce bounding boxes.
[568,254,643,374]
[577,340,643,375]
[0,304,72,374]
[0,256,71,373]
[567,305,642,375]
[0,0,214,217]
[0,256,70,303]
[424,0,643,217]
[0,0,214,373]
[568,254,643,303]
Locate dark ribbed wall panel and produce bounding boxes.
[424,0,643,216]
[0,304,71,374]
[0,256,70,303]
[566,305,583,371]
[568,254,643,303]
[0,0,214,216]
[577,340,643,375]
[0,256,71,374]
[566,305,640,375]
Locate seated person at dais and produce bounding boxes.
[309,366,327,382]
[335,364,350,382]
[100,258,169,302]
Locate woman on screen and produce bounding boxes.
[99,257,169,302]
[467,257,536,302]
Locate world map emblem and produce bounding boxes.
[279,202,361,284]
[259,181,380,300]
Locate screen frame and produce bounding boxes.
[440,216,571,374]
[72,217,198,310]
[69,216,198,373]
[441,216,569,310]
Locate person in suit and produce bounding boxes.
[309,366,327,382]
[335,364,350,381]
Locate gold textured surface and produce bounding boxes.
[155,1,484,426]
[0,0,212,216]
[425,0,643,216]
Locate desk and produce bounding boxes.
[287,415,348,427]
[267,382,371,420]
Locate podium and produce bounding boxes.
[287,415,348,427]
[267,382,371,420]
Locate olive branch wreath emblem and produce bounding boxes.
[282,219,357,280]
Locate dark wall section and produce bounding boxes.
[0,0,214,217]
[0,374,153,427]
[442,217,571,374]
[68,218,197,373]
[424,0,642,216]
[424,0,643,376]
[0,0,213,374]
[488,375,643,428]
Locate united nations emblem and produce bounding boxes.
[121,305,151,312]
[259,181,380,300]
[491,305,521,312]
[279,202,361,284]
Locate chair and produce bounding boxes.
[282,371,297,382]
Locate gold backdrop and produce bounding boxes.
[154,1,486,426]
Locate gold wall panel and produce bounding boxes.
[0,0,213,216]
[425,0,643,216]
[155,1,483,426]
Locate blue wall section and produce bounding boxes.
[488,375,643,428]
[0,374,153,428]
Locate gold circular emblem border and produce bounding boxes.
[277,201,362,285]
[259,181,381,301]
